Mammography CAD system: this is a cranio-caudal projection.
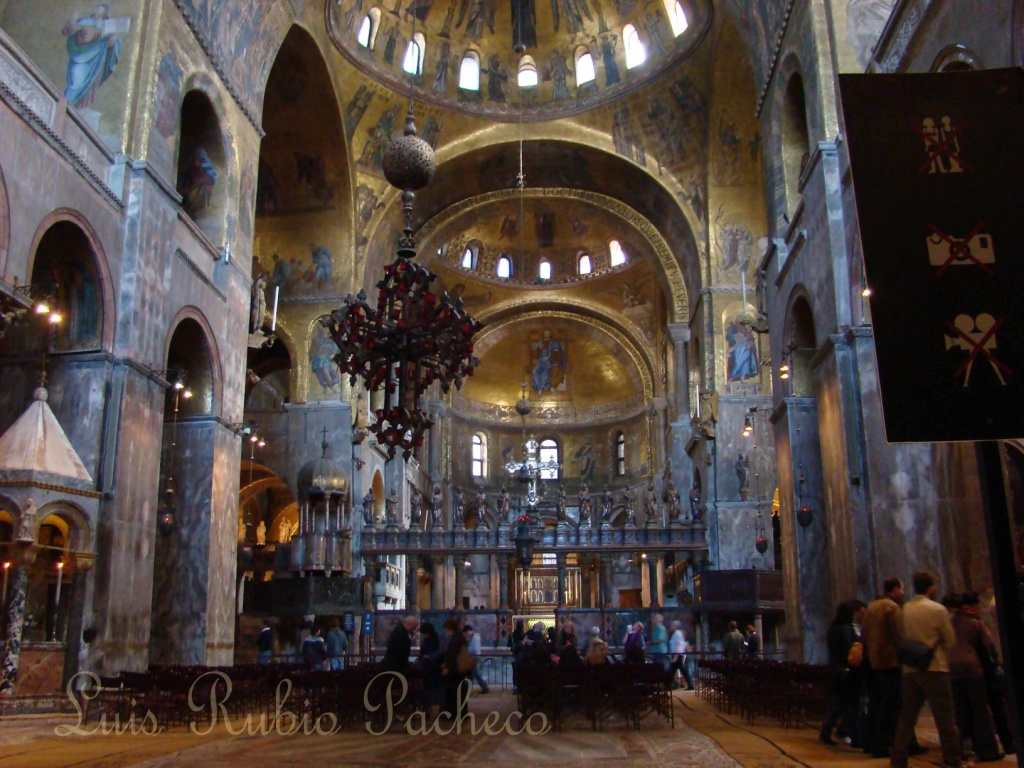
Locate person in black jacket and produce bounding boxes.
[820,601,863,747]
[441,618,469,720]
[416,622,445,714]
[381,615,418,674]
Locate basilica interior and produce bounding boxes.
[0,0,1020,728]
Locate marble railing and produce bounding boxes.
[358,521,708,554]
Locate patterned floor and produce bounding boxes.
[0,690,1018,768]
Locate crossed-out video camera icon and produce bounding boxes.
[944,313,1010,386]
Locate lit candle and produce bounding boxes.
[270,286,280,332]
[54,561,64,611]
[2,562,9,607]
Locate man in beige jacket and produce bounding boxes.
[890,572,961,768]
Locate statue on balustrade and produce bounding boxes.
[497,485,511,523]
[256,520,267,545]
[622,486,637,525]
[385,491,399,525]
[601,488,614,523]
[665,477,682,521]
[452,485,465,527]
[410,487,423,527]
[431,484,444,527]
[688,483,701,522]
[475,489,488,523]
[555,486,567,521]
[644,479,658,524]
[578,483,592,526]
[362,489,375,526]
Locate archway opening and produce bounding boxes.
[177,90,228,242]
[781,73,810,215]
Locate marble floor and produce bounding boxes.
[0,690,1018,768]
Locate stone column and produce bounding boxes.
[426,400,447,485]
[431,558,444,610]
[648,554,662,607]
[651,397,669,472]
[600,558,613,608]
[556,554,567,608]
[700,612,711,653]
[454,555,464,610]
[667,324,691,420]
[754,614,764,658]
[0,563,29,695]
[498,555,509,609]
[407,556,420,609]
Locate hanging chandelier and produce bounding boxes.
[326,111,481,460]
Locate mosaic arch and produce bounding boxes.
[415,187,690,321]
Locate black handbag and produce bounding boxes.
[898,639,935,671]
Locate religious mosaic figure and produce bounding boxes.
[310,244,334,291]
[550,50,570,101]
[497,485,511,522]
[622,486,636,525]
[598,34,620,86]
[531,330,565,394]
[63,4,127,111]
[483,53,508,104]
[179,147,218,218]
[644,479,658,523]
[574,437,597,479]
[432,42,451,94]
[362,490,375,526]
[601,488,613,523]
[452,485,465,527]
[578,483,592,526]
[309,324,342,395]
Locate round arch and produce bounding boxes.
[26,208,116,351]
[164,306,224,417]
[33,500,92,553]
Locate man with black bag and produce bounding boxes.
[891,572,962,768]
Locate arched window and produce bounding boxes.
[609,240,626,266]
[574,46,596,85]
[539,439,559,479]
[781,73,810,214]
[357,9,382,48]
[614,432,626,476]
[461,241,479,269]
[496,255,512,278]
[471,433,487,477]
[460,51,481,91]
[402,33,425,75]
[518,55,538,88]
[665,0,688,36]
[624,24,646,69]
[538,259,551,280]
[578,252,593,275]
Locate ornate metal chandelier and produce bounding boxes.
[326,111,481,460]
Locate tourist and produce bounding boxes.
[381,615,418,674]
[464,624,489,694]
[890,572,961,768]
[556,621,578,654]
[668,620,693,689]
[256,620,273,665]
[820,601,859,746]
[624,621,646,664]
[441,618,470,720]
[864,577,926,759]
[301,624,328,669]
[949,592,1003,761]
[744,623,761,655]
[722,620,745,659]
[325,618,348,670]
[649,613,668,667]
[416,622,445,714]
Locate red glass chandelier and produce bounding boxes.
[325,111,481,460]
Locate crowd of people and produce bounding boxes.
[817,572,1015,766]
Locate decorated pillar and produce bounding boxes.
[0,542,34,695]
[498,555,509,609]
[667,324,691,420]
[454,555,464,610]
[648,553,662,606]
[556,553,567,609]
[407,555,420,609]
[431,558,444,610]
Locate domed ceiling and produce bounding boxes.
[327,0,712,120]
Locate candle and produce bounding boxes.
[741,271,747,308]
[270,286,280,332]
[2,562,9,607]
[54,561,64,609]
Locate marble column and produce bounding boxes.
[407,556,420,609]
[700,612,711,653]
[498,555,509,609]
[667,324,691,420]
[600,558,613,608]
[651,398,668,472]
[431,558,444,610]
[426,401,447,485]
[556,554,567,609]
[648,554,662,606]
[753,614,764,658]
[454,556,464,610]
[0,565,28,695]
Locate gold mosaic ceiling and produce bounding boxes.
[327,0,712,120]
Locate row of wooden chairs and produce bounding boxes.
[695,659,832,727]
[516,662,676,731]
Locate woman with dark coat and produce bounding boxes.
[819,601,863,747]
[441,618,469,720]
[417,622,445,714]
